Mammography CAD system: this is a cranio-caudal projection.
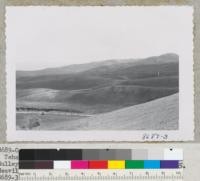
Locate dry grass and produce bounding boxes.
[16,94,178,130]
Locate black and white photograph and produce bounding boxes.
[6,6,194,141]
[16,53,179,130]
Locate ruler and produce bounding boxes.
[19,169,183,181]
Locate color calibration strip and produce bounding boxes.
[19,149,183,170]
[19,160,181,169]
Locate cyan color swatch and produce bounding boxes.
[144,160,160,169]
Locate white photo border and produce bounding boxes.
[6,6,194,141]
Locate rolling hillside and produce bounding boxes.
[16,53,179,114]
[17,53,178,90]
[17,53,178,77]
[58,94,179,130]
[17,93,178,130]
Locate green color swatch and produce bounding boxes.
[125,160,144,169]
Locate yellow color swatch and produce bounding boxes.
[108,160,125,169]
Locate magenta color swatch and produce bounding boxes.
[71,160,88,169]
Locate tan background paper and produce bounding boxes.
[0,0,200,143]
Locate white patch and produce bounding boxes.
[164,148,183,160]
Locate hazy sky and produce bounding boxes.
[6,6,193,70]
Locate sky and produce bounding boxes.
[6,6,193,70]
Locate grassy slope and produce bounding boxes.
[17,93,178,130]
[16,53,179,114]
[17,81,178,114]
[59,94,178,130]
[16,62,178,90]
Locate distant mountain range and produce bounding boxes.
[17,53,178,77]
[16,53,179,114]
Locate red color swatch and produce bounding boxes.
[88,160,108,169]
